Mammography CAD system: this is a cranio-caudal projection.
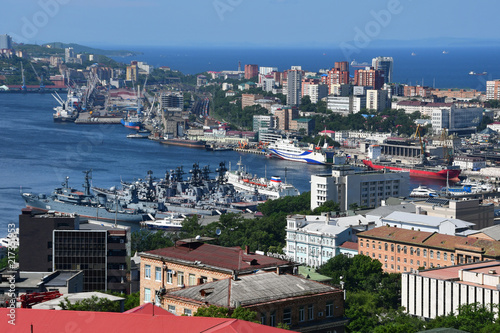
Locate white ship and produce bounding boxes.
[409,186,438,198]
[267,137,339,165]
[226,158,300,200]
[141,213,185,231]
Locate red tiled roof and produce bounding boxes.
[340,241,358,250]
[123,302,174,316]
[142,242,289,273]
[0,308,288,332]
[358,227,433,245]
[419,260,500,281]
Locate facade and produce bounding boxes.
[354,68,384,90]
[357,227,500,274]
[126,64,138,81]
[292,118,315,135]
[0,270,83,295]
[401,261,500,319]
[413,198,494,231]
[431,106,483,135]
[310,166,409,211]
[452,155,486,170]
[366,89,390,112]
[139,239,293,306]
[253,114,275,132]
[352,96,367,113]
[285,214,354,267]
[241,93,263,109]
[486,80,500,100]
[274,106,298,131]
[244,64,259,79]
[162,272,348,332]
[160,92,184,110]
[327,68,350,93]
[327,96,351,114]
[286,69,302,106]
[303,82,328,104]
[18,210,131,293]
[64,47,74,63]
[0,34,12,49]
[371,57,393,83]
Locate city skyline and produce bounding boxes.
[2,0,500,49]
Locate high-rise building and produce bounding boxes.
[334,61,349,72]
[244,64,259,79]
[0,34,12,49]
[160,92,184,109]
[354,67,385,90]
[327,68,350,94]
[64,47,75,63]
[486,80,500,100]
[372,56,393,84]
[126,64,138,81]
[286,69,302,106]
[366,89,390,111]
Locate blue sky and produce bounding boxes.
[2,0,498,48]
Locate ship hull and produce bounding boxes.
[160,139,206,148]
[268,149,327,165]
[362,160,461,180]
[121,119,141,130]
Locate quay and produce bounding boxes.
[75,112,122,124]
[233,148,267,155]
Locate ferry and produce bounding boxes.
[409,186,438,198]
[266,138,336,165]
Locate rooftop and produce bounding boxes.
[383,211,475,229]
[167,272,339,308]
[141,242,290,274]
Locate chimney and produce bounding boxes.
[325,212,330,225]
[245,245,250,255]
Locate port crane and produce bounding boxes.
[414,124,429,165]
[20,62,26,91]
[29,62,44,89]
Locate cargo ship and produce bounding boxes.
[362,159,461,180]
[160,138,206,148]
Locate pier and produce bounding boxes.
[233,148,267,155]
[75,112,122,124]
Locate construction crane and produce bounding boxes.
[414,124,429,165]
[29,62,44,89]
[19,291,62,308]
[20,62,26,91]
[441,128,453,165]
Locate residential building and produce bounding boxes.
[352,96,367,113]
[486,80,500,100]
[49,56,63,67]
[366,89,390,112]
[372,57,393,83]
[286,69,302,106]
[431,106,483,135]
[221,82,233,91]
[327,68,350,93]
[196,75,207,87]
[137,61,153,74]
[334,61,349,72]
[274,106,298,131]
[330,84,350,97]
[262,77,275,92]
[291,118,315,135]
[377,211,475,236]
[259,66,278,76]
[285,214,369,267]
[303,82,328,103]
[126,64,138,81]
[0,34,12,49]
[160,92,184,110]
[354,67,385,90]
[162,272,348,332]
[64,47,74,63]
[241,93,264,109]
[413,198,494,231]
[357,227,500,274]
[18,209,131,293]
[0,270,83,295]
[139,239,293,305]
[401,261,500,319]
[310,166,409,211]
[244,64,259,79]
[327,96,351,114]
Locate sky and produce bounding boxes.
[2,0,499,49]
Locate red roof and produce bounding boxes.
[142,242,290,274]
[123,302,174,316]
[0,308,288,332]
[340,241,358,251]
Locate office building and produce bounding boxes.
[366,89,390,112]
[18,209,130,293]
[162,272,348,332]
[160,92,184,109]
[274,106,298,131]
[0,34,12,49]
[64,47,74,63]
[327,96,351,114]
[357,227,500,274]
[286,69,302,106]
[244,64,259,79]
[431,106,483,135]
[310,166,409,211]
[401,261,500,319]
[253,114,275,132]
[372,57,393,83]
[354,68,385,90]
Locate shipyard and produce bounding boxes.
[2,1,500,332]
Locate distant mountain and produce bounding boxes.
[42,42,141,56]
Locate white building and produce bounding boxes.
[431,106,483,135]
[222,83,233,91]
[253,115,275,132]
[285,214,354,268]
[378,211,475,236]
[327,96,350,114]
[262,77,275,92]
[286,70,302,106]
[330,84,350,97]
[310,166,409,211]
[401,261,500,319]
[352,96,366,113]
[366,89,390,112]
[487,122,500,133]
[137,61,153,74]
[259,67,278,75]
[304,84,328,104]
[452,156,486,170]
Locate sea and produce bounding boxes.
[2,45,496,238]
[111,45,500,90]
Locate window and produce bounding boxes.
[283,308,292,325]
[391,256,394,261]
[270,311,276,327]
[177,271,184,286]
[403,246,407,254]
[299,306,305,322]
[430,250,434,259]
[423,249,427,258]
[372,243,375,249]
[417,248,421,256]
[168,305,176,313]
[397,245,401,253]
[444,253,448,261]
[189,274,196,286]
[166,270,173,284]
[404,258,407,263]
[385,243,388,251]
[397,257,400,262]
[261,313,267,325]
[391,244,394,252]
[417,260,420,266]
[184,308,192,316]
[397,265,400,271]
[451,254,455,262]
[410,247,414,255]
[144,288,151,303]
[155,267,161,281]
[326,302,334,317]
[145,265,151,279]
[308,304,314,321]
[410,259,413,265]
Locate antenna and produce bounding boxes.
[215,228,221,236]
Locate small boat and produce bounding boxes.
[411,52,416,56]
[469,71,487,76]
[127,133,148,139]
[409,186,438,198]
[142,213,185,231]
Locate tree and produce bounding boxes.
[426,303,500,333]
[194,305,229,318]
[59,295,120,312]
[131,229,174,253]
[230,306,258,322]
